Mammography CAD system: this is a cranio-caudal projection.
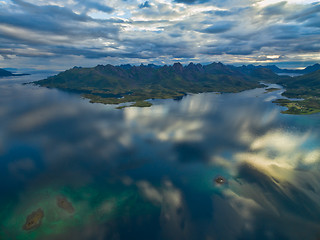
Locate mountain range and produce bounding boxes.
[34,62,283,107]
[272,69,320,114]
[278,69,320,98]
[29,62,320,113]
[234,63,320,75]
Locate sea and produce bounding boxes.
[0,73,320,240]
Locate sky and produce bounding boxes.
[0,0,320,70]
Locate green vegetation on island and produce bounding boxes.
[265,87,281,93]
[32,62,320,114]
[33,62,274,108]
[273,98,320,115]
[273,69,320,114]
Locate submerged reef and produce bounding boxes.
[56,196,75,213]
[22,208,44,231]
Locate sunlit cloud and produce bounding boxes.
[0,0,318,69]
[250,130,310,153]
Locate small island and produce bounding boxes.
[265,87,281,93]
[214,176,226,185]
[22,208,44,231]
[56,196,75,213]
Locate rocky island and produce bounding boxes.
[22,208,44,231]
[214,176,226,185]
[57,196,75,213]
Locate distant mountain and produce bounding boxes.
[34,62,281,106]
[268,63,320,74]
[3,68,18,72]
[0,68,30,77]
[273,69,320,114]
[235,64,320,75]
[230,64,320,114]
[279,69,320,98]
[0,68,14,77]
[302,64,320,74]
[229,65,282,81]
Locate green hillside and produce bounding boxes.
[34,62,267,107]
[274,70,320,114]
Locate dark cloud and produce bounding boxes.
[268,24,302,40]
[305,18,320,28]
[0,0,120,60]
[1,0,118,37]
[139,1,151,8]
[173,0,252,6]
[173,0,205,4]
[11,0,89,21]
[213,10,233,16]
[200,45,255,56]
[261,1,287,16]
[286,2,320,22]
[200,21,235,34]
[78,0,114,13]
[169,33,183,38]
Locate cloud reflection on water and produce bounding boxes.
[1,76,320,239]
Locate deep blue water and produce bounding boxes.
[0,73,320,240]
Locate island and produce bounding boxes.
[22,208,44,231]
[273,69,320,114]
[56,196,75,213]
[214,176,226,185]
[32,62,320,114]
[33,62,280,108]
[265,87,281,93]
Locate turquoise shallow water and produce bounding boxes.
[0,74,320,240]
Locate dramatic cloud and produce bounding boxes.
[200,21,235,34]
[0,0,319,69]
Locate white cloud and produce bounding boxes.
[250,130,310,153]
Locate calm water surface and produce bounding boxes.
[0,73,320,240]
